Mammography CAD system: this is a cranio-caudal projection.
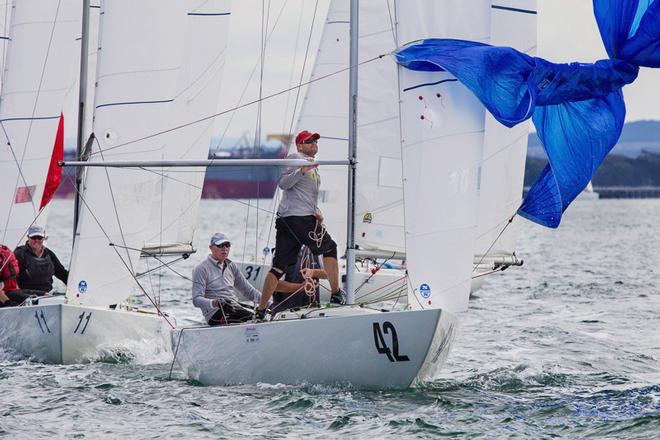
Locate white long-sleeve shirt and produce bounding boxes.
[191,256,261,322]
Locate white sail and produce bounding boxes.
[142,2,231,255]
[67,0,231,306]
[299,0,404,254]
[475,0,537,262]
[0,0,80,249]
[396,1,490,312]
[0,1,11,92]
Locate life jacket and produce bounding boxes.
[0,245,19,291]
[16,245,55,292]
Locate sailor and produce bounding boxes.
[191,232,262,326]
[270,245,326,315]
[14,225,68,295]
[256,130,346,321]
[0,244,20,307]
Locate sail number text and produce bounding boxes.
[372,321,410,362]
[243,265,262,282]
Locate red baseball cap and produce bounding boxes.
[295,130,320,145]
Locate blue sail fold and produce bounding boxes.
[395,0,660,228]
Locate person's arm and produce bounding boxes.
[49,250,69,284]
[191,265,213,309]
[278,165,304,190]
[230,263,261,303]
[301,267,327,279]
[275,280,306,293]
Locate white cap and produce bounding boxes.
[27,224,46,238]
[210,232,230,246]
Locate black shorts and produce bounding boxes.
[272,215,337,271]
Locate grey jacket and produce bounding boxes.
[276,152,320,217]
[191,256,261,323]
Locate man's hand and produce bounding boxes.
[314,209,324,224]
[301,156,317,174]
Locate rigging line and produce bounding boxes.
[90,52,386,158]
[386,0,397,44]
[407,275,426,310]
[168,328,186,380]
[286,0,320,142]
[15,0,64,191]
[355,274,407,301]
[94,136,137,276]
[65,173,175,328]
[281,0,304,134]
[11,0,62,222]
[353,252,397,294]
[0,0,9,87]
[136,255,188,279]
[0,4,68,237]
[110,242,194,282]
[212,0,290,155]
[472,212,517,273]
[0,123,37,244]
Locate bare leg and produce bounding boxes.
[323,256,340,293]
[259,270,281,310]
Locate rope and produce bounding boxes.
[168,327,186,380]
[89,53,388,158]
[307,219,326,248]
[472,213,516,273]
[286,0,321,141]
[65,173,175,329]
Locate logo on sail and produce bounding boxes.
[419,283,431,298]
[363,213,373,224]
[78,280,88,294]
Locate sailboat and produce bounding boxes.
[168,0,660,388]
[169,0,502,388]
[0,0,231,363]
[237,0,535,304]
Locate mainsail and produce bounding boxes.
[396,0,491,312]
[67,0,231,306]
[297,0,405,255]
[0,0,80,249]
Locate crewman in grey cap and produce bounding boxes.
[14,224,68,294]
[191,232,262,325]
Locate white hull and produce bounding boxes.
[171,307,457,389]
[0,303,170,364]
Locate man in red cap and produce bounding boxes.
[255,130,345,320]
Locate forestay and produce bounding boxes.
[0,0,80,249]
[299,0,405,255]
[395,0,490,312]
[475,1,537,261]
[67,0,231,306]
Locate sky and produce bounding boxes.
[216,0,660,141]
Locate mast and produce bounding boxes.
[345,0,358,304]
[73,0,90,243]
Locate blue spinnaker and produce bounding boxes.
[396,0,660,228]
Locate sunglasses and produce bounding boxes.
[302,138,318,144]
[30,236,45,241]
[214,242,231,248]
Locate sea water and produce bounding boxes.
[0,199,658,438]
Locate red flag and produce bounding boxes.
[14,185,36,203]
[40,113,64,210]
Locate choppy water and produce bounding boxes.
[1,199,659,439]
